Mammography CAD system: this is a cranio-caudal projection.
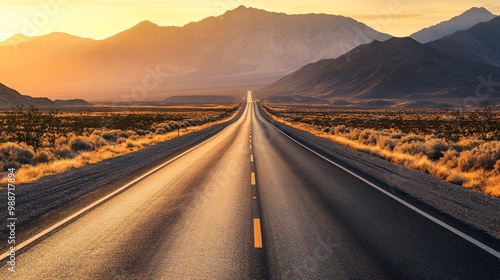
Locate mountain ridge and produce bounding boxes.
[427,16,500,66]
[410,7,496,43]
[0,83,91,108]
[0,6,390,101]
[256,33,500,107]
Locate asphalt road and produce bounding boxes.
[1,92,499,279]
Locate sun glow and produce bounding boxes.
[1,0,499,42]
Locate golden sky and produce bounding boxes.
[1,0,499,41]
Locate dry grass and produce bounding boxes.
[0,105,240,186]
[264,105,500,198]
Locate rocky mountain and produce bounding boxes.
[410,7,496,43]
[0,6,390,102]
[427,16,500,66]
[0,83,91,108]
[0,83,55,108]
[256,37,500,107]
[0,34,33,47]
[0,32,94,68]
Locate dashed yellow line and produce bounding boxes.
[251,172,256,185]
[253,218,263,248]
[250,144,252,149]
[250,154,254,163]
[252,196,257,200]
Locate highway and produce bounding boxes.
[1,92,499,279]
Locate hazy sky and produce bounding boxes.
[1,0,499,41]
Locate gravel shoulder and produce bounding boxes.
[257,103,500,244]
[0,105,245,252]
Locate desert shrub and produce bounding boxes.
[425,139,450,160]
[358,130,377,146]
[3,161,21,171]
[88,135,107,148]
[155,128,166,134]
[440,149,459,168]
[125,130,137,137]
[377,136,396,150]
[55,136,70,147]
[453,139,483,152]
[333,125,348,134]
[116,137,127,144]
[102,131,119,142]
[125,140,136,148]
[70,138,94,152]
[390,133,404,139]
[54,148,78,159]
[34,151,51,164]
[446,172,468,185]
[399,134,425,144]
[395,142,426,155]
[457,142,500,172]
[16,148,34,164]
[494,160,500,174]
[0,143,34,165]
[347,128,361,140]
[136,130,151,136]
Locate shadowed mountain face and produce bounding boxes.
[0,83,54,108]
[410,7,496,43]
[427,17,500,66]
[0,6,390,102]
[256,36,500,106]
[0,83,91,108]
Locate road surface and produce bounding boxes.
[1,92,499,279]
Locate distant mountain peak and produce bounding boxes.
[134,20,159,28]
[223,5,268,16]
[463,7,492,15]
[410,7,495,43]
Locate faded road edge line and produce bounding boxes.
[269,122,500,260]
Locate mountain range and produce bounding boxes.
[2,6,498,107]
[0,6,390,102]
[0,83,90,108]
[427,16,500,67]
[410,7,496,43]
[257,15,500,108]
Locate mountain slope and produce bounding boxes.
[256,37,500,105]
[427,17,500,66]
[0,34,33,47]
[0,6,390,101]
[0,32,94,67]
[0,83,55,108]
[410,7,495,43]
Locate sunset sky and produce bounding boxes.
[1,0,499,41]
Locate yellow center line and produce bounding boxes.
[250,154,254,162]
[250,144,252,149]
[251,172,256,185]
[253,218,263,248]
[252,196,257,200]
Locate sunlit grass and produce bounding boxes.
[0,106,240,186]
[264,106,500,198]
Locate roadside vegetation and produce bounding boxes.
[263,103,500,197]
[0,104,240,185]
